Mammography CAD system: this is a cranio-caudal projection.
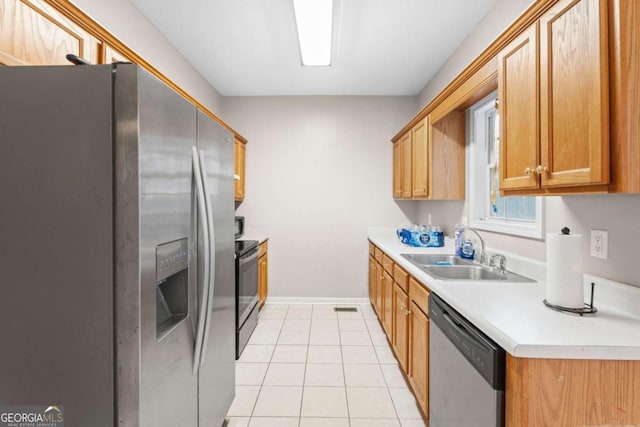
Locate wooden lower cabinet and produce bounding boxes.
[392,283,409,372]
[382,270,393,337]
[506,355,640,426]
[371,246,429,422]
[368,255,376,306]
[373,261,383,316]
[408,301,429,418]
[258,241,268,309]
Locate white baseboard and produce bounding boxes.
[265,297,370,306]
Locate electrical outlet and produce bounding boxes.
[590,229,608,259]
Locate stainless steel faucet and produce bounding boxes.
[490,253,507,273]
[464,227,487,265]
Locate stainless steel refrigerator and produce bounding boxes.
[0,64,235,427]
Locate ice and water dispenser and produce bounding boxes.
[155,238,189,340]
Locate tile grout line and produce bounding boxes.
[337,307,353,427]
[249,304,289,423]
[365,303,404,425]
[296,305,314,427]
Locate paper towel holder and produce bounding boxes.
[543,282,597,316]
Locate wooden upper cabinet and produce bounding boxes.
[608,0,640,193]
[499,0,609,194]
[499,24,540,191]
[411,118,429,198]
[102,43,133,64]
[392,112,464,200]
[539,0,609,188]
[429,112,465,199]
[234,138,246,201]
[392,141,402,198]
[401,132,412,198]
[0,0,100,66]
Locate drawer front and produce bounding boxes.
[258,241,268,257]
[409,277,430,316]
[382,254,394,274]
[374,247,383,263]
[369,241,375,256]
[393,264,409,293]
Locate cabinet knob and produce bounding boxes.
[406,310,411,316]
[536,165,548,174]
[525,167,534,176]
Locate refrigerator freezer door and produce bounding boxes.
[0,65,115,427]
[114,65,198,427]
[196,110,236,427]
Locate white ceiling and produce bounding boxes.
[130,0,497,96]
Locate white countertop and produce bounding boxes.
[368,227,640,360]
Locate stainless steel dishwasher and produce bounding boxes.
[429,293,505,427]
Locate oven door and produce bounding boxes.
[236,246,259,326]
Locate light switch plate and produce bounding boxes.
[590,229,608,259]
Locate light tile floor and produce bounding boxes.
[226,303,427,427]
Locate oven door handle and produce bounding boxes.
[197,148,217,371]
[191,147,210,375]
[239,248,259,266]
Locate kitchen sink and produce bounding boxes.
[401,254,534,283]
[401,254,474,266]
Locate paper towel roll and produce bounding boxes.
[546,232,584,309]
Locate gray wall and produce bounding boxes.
[71,0,224,115]
[417,196,640,288]
[224,96,419,298]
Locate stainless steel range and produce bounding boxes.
[235,238,259,358]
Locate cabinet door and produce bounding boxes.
[392,283,409,373]
[539,0,609,187]
[375,262,383,318]
[408,301,429,417]
[368,255,376,306]
[429,112,466,200]
[498,24,541,191]
[258,254,268,309]
[0,0,100,66]
[392,141,402,198]
[382,270,393,338]
[401,132,412,198]
[234,138,246,200]
[102,43,133,64]
[411,118,429,198]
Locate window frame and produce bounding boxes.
[467,92,544,239]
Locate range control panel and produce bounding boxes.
[156,238,188,282]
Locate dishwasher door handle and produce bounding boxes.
[441,309,480,346]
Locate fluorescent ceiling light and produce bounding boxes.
[293,0,333,66]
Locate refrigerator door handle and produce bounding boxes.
[197,148,216,370]
[192,146,211,375]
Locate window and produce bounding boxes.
[467,92,543,239]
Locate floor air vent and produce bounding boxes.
[334,306,358,312]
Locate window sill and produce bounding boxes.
[469,218,544,240]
